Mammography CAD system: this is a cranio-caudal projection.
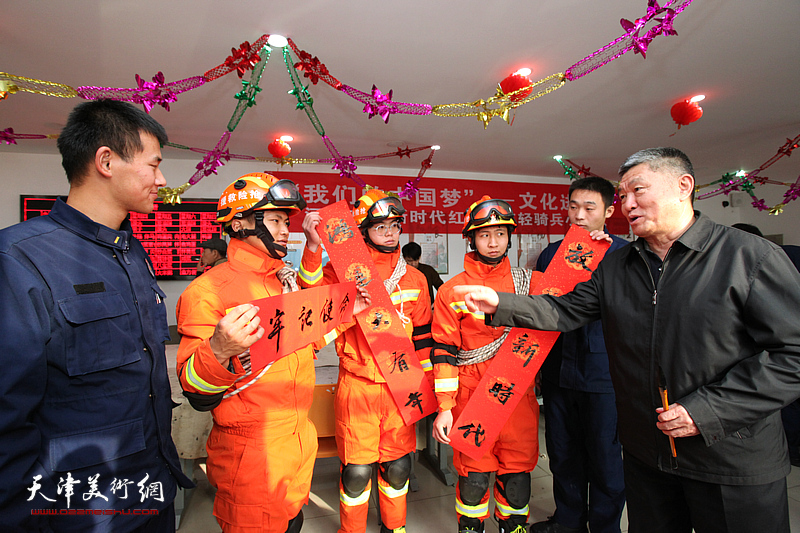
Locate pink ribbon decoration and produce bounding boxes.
[619,1,678,58]
[341,83,433,118]
[0,127,49,145]
[784,181,800,203]
[188,131,232,185]
[1,127,18,145]
[76,76,205,110]
[134,71,177,112]
[362,85,398,123]
[566,0,692,81]
[400,148,437,199]
[322,135,365,187]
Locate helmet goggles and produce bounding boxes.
[252,179,307,211]
[469,199,515,227]
[363,195,405,226]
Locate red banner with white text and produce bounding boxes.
[272,171,629,235]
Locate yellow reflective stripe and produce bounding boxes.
[323,328,340,345]
[449,300,485,319]
[185,354,229,394]
[455,499,489,518]
[339,487,371,507]
[494,499,529,517]
[420,358,432,372]
[298,264,322,284]
[378,479,408,499]
[435,377,459,393]
[390,289,421,305]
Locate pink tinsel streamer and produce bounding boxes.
[565,0,693,81]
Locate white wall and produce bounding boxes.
[3,151,798,324]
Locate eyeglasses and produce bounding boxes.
[469,199,515,226]
[372,221,402,236]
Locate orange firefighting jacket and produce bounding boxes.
[432,253,532,412]
[299,245,432,382]
[176,238,320,434]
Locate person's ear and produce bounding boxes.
[604,204,615,220]
[677,174,695,201]
[95,146,113,178]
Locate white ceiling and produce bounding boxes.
[2,0,799,193]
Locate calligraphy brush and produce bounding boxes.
[657,366,678,461]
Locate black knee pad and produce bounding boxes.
[495,472,531,509]
[379,453,412,490]
[285,509,303,533]
[458,472,490,505]
[341,463,373,498]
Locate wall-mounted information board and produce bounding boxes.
[20,195,223,280]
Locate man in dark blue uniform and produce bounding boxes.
[0,100,191,532]
[532,177,627,533]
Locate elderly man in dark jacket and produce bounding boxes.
[455,147,800,533]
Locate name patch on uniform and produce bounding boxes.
[73,282,106,295]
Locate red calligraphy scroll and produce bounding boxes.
[450,225,611,460]
[316,200,436,425]
[249,282,357,371]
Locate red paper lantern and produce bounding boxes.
[499,72,533,102]
[670,100,703,128]
[268,138,291,158]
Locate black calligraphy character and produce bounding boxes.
[565,243,595,272]
[339,293,350,316]
[511,333,539,367]
[458,422,486,447]
[298,306,313,332]
[371,311,384,330]
[328,222,354,244]
[405,391,424,414]
[268,309,285,351]
[320,298,334,324]
[489,382,516,405]
[390,352,409,373]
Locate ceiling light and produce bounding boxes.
[514,68,532,77]
[279,135,294,142]
[267,34,288,48]
[689,94,705,103]
[431,145,441,150]
[553,155,563,161]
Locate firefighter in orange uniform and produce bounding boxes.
[300,190,433,533]
[431,196,540,533]
[176,173,322,533]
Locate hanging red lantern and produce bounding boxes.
[670,98,704,129]
[267,138,291,159]
[499,68,533,102]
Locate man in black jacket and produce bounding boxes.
[454,147,800,533]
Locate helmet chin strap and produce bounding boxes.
[237,211,287,260]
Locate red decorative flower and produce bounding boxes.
[224,41,261,78]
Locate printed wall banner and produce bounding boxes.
[249,282,357,370]
[273,171,629,235]
[316,200,437,425]
[449,225,611,460]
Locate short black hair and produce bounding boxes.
[732,223,763,237]
[568,177,616,210]
[402,242,422,261]
[57,99,168,185]
[618,147,695,203]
